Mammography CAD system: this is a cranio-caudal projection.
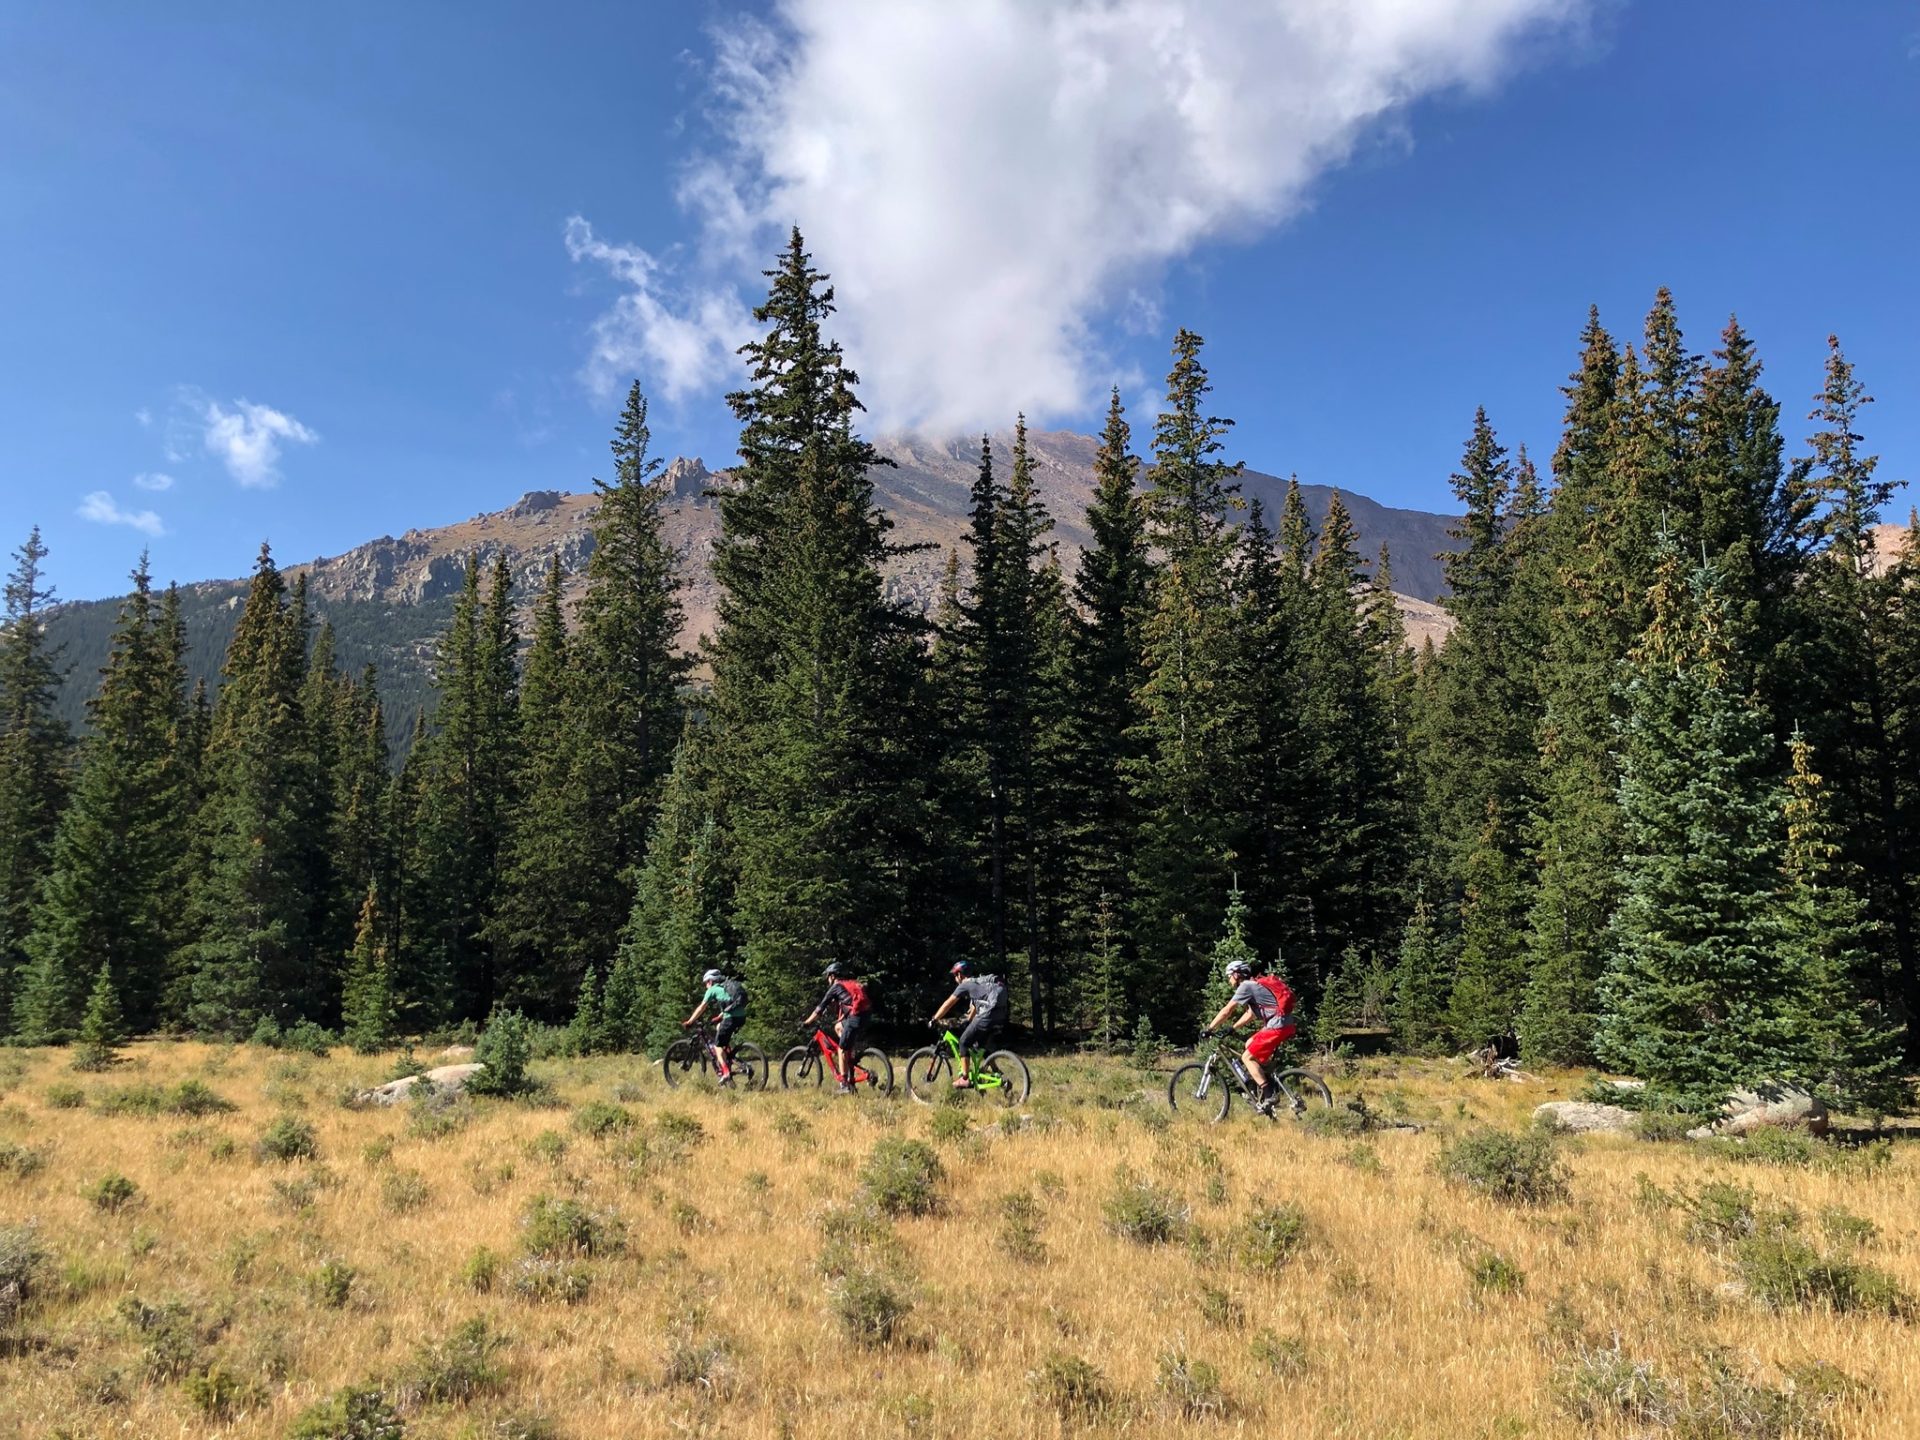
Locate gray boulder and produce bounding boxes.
[1686,1085,1828,1140]
[355,1062,485,1108]
[1534,1101,1637,1134]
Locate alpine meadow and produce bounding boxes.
[4,5,1920,1439]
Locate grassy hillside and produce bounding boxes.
[1,1043,1914,1438]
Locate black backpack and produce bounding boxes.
[720,977,747,1017]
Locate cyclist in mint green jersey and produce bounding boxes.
[683,968,748,1085]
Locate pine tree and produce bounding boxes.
[565,965,606,1057]
[704,229,928,1024]
[1780,338,1916,1061]
[72,962,126,1071]
[1129,330,1248,1025]
[18,557,186,1039]
[0,528,69,1031]
[1594,537,1787,1108]
[1087,893,1126,1052]
[1196,883,1258,1037]
[569,381,689,954]
[341,887,396,1054]
[1446,800,1530,1048]
[186,544,319,1036]
[494,557,612,1014]
[1390,900,1452,1055]
[1519,310,1628,1064]
[1774,732,1904,1113]
[1063,390,1151,952]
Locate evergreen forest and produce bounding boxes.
[2,231,1915,1114]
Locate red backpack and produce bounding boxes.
[839,978,873,1017]
[1253,974,1294,1019]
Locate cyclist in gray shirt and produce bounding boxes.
[929,961,1009,1088]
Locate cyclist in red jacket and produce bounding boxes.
[1203,959,1296,1111]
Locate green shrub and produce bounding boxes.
[381,1169,430,1215]
[1552,1340,1676,1428]
[288,1385,406,1440]
[1248,1329,1309,1380]
[257,1115,319,1162]
[571,1101,633,1138]
[816,1203,907,1281]
[1676,1180,1799,1249]
[0,1224,47,1327]
[527,1129,569,1164]
[1104,1171,1187,1245]
[520,1194,625,1258]
[1300,1104,1369,1138]
[928,1106,971,1143]
[1819,1207,1878,1250]
[284,1021,336,1056]
[509,1257,593,1304]
[43,1083,86,1110]
[249,1016,285,1048]
[1733,1233,1913,1318]
[183,1365,254,1418]
[400,1317,507,1405]
[662,1332,736,1396]
[1631,1108,1698,1143]
[311,1257,356,1308]
[118,1296,205,1381]
[1465,1248,1525,1297]
[461,1247,499,1293]
[0,1140,50,1179]
[1240,1202,1307,1272]
[770,1110,811,1143]
[94,1082,166,1117]
[166,1080,236,1116]
[1156,1350,1228,1419]
[1197,1284,1242,1326]
[406,1086,473,1140]
[86,1173,140,1213]
[1027,1352,1111,1419]
[1436,1127,1570,1205]
[468,1011,532,1097]
[998,1189,1046,1264]
[861,1138,945,1217]
[654,1110,706,1145]
[831,1268,911,1346]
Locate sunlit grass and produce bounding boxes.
[0,1041,1913,1437]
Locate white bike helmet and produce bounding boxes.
[702,969,725,985]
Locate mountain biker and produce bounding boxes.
[804,961,874,1095]
[928,961,1009,1088]
[1203,959,1296,1111]
[683,968,748,1086]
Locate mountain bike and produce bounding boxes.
[660,1020,768,1091]
[904,1026,1030,1106]
[780,1023,894,1095]
[1166,1029,1331,1122]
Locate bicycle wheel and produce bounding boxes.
[780,1045,821,1090]
[904,1046,950,1104]
[731,1043,769,1091]
[660,1038,699,1089]
[979,1051,1030,1107]
[1274,1068,1333,1118]
[849,1048,894,1096]
[1167,1062,1232,1123]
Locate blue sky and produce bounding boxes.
[2,2,1915,601]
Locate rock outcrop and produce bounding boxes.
[1533,1101,1637,1134]
[353,1062,485,1107]
[1686,1086,1829,1140]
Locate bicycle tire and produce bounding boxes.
[849,1048,894,1096]
[780,1045,821,1090]
[731,1043,769,1091]
[903,1046,950,1104]
[979,1051,1030,1106]
[1274,1068,1333,1118]
[1167,1062,1232,1123]
[660,1038,699,1089]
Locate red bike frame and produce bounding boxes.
[804,1024,879,1086]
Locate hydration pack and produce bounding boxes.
[839,978,873,1017]
[1253,974,1294,1018]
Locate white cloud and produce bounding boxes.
[78,491,166,537]
[133,407,153,428]
[132,471,174,492]
[572,0,1587,435]
[200,398,319,487]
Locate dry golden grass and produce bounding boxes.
[0,1041,1915,1439]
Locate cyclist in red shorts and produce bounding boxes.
[1202,958,1296,1112]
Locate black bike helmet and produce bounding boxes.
[823,961,843,979]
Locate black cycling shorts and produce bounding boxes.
[715,1014,742,1048]
[958,1011,1004,1054]
[837,1015,866,1062]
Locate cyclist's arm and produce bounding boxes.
[1206,1000,1243,1033]
[929,991,961,1025]
[684,998,709,1027]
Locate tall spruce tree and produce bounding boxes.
[341,886,397,1054]
[0,528,69,1033]
[1128,330,1248,1026]
[186,545,318,1035]
[1063,391,1151,955]
[1390,900,1451,1055]
[18,557,187,1038]
[1445,800,1529,1047]
[569,381,689,945]
[1775,731,1904,1112]
[703,229,928,1024]
[1594,537,1787,1108]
